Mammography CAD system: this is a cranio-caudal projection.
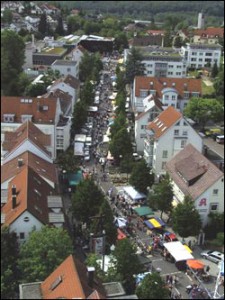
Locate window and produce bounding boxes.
[20,232,25,239]
[192,92,199,97]
[191,58,197,61]
[181,140,187,148]
[205,52,212,56]
[184,92,189,99]
[183,130,188,136]
[67,68,71,72]
[162,162,167,169]
[192,52,197,55]
[174,130,179,136]
[150,90,156,95]
[23,216,30,222]
[3,114,15,123]
[213,189,218,195]
[21,115,33,123]
[176,72,181,75]
[140,90,148,97]
[165,95,169,100]
[147,71,153,74]
[199,58,203,62]
[162,150,168,158]
[141,125,147,129]
[210,203,218,211]
[172,95,176,100]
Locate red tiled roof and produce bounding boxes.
[135,76,202,98]
[1,97,57,124]
[2,121,51,157]
[194,27,224,38]
[2,166,56,226]
[43,88,72,114]
[64,74,80,89]
[147,106,182,139]
[41,255,106,299]
[1,151,58,186]
[166,144,224,200]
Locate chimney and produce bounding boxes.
[17,158,23,168]
[12,194,17,209]
[12,185,16,195]
[87,266,95,288]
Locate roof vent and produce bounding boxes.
[12,185,17,195]
[172,82,176,86]
[150,82,154,85]
[163,82,167,86]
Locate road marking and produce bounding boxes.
[152,258,163,262]
[186,274,193,281]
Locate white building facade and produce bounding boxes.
[180,43,222,69]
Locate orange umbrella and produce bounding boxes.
[187,259,205,270]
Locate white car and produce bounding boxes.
[84,155,90,162]
[201,250,224,264]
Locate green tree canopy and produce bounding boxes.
[1,30,25,95]
[125,47,144,84]
[56,149,80,173]
[173,36,183,48]
[148,174,173,219]
[211,61,219,78]
[214,67,224,100]
[80,80,95,105]
[18,226,73,282]
[113,239,144,294]
[129,159,154,194]
[136,272,170,299]
[55,15,65,36]
[109,127,133,162]
[110,111,126,138]
[71,101,88,136]
[184,97,224,129]
[1,227,20,299]
[172,195,202,238]
[2,9,13,23]
[38,13,48,35]
[72,179,105,224]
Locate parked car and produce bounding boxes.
[84,155,90,162]
[200,250,224,264]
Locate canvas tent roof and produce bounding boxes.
[144,217,165,229]
[163,241,194,262]
[134,206,154,216]
[123,186,146,201]
[74,142,84,156]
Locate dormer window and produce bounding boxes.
[3,114,15,123]
[21,115,33,123]
[192,92,199,98]
[183,92,189,99]
[140,90,148,97]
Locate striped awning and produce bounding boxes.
[144,217,165,229]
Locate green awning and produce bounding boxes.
[134,206,154,217]
[68,170,83,186]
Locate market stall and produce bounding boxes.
[163,241,194,270]
[134,206,154,217]
[123,186,146,202]
[144,217,166,229]
[117,228,127,240]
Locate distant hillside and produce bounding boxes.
[44,1,224,18]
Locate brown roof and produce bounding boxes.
[166,144,224,200]
[194,27,224,38]
[43,88,72,114]
[147,106,182,138]
[1,151,58,186]
[2,121,51,157]
[1,166,56,226]
[132,35,163,47]
[41,255,106,299]
[64,74,80,89]
[1,97,57,124]
[135,76,202,98]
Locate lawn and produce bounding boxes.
[202,81,215,96]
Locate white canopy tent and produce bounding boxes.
[163,241,194,262]
[74,142,84,156]
[123,186,146,201]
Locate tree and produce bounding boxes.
[136,272,170,299]
[18,226,73,282]
[1,30,25,95]
[110,111,126,138]
[148,174,173,219]
[80,80,95,105]
[163,30,173,47]
[120,154,134,180]
[56,149,80,173]
[173,36,183,48]
[38,13,48,35]
[71,179,105,224]
[211,61,219,78]
[2,9,13,24]
[204,211,224,239]
[172,195,202,239]
[214,67,224,100]
[109,128,133,162]
[71,101,87,136]
[55,15,65,36]
[25,83,47,97]
[184,97,224,130]
[114,32,129,51]
[129,159,154,194]
[1,227,20,299]
[125,47,144,84]
[113,239,144,294]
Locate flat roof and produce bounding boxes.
[39,47,67,55]
[52,59,77,66]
